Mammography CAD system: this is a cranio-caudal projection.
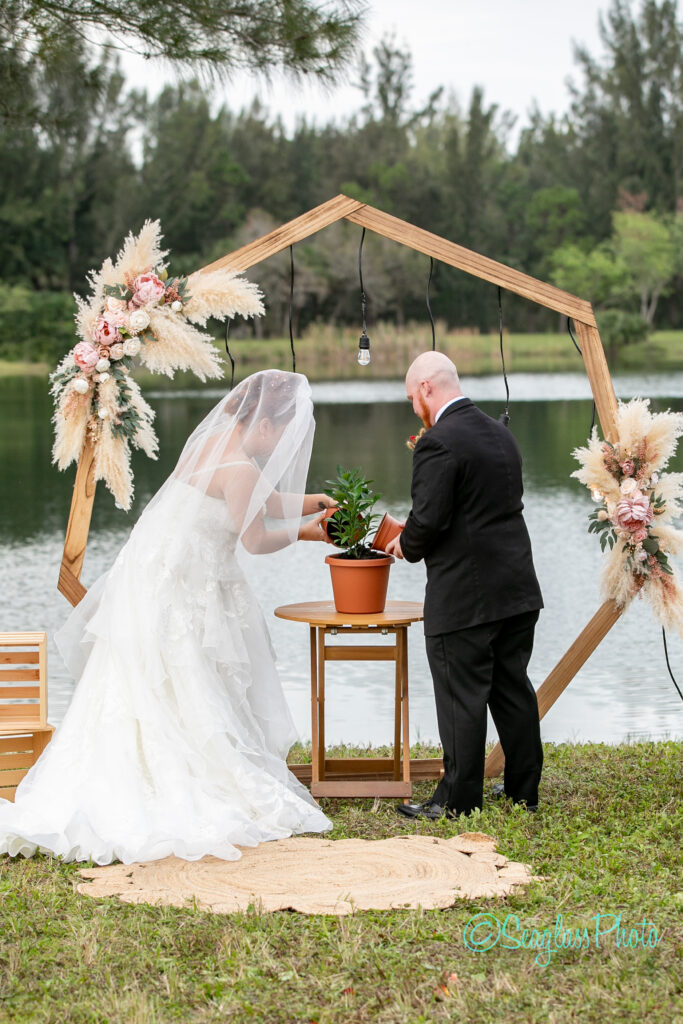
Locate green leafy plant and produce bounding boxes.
[323,465,383,559]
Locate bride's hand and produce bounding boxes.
[303,492,337,516]
[311,493,336,510]
[298,510,330,542]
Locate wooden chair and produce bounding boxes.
[0,632,54,802]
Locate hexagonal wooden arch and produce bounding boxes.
[57,193,624,777]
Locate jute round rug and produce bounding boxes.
[77,832,540,914]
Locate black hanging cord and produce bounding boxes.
[288,244,296,373]
[568,318,596,434]
[662,627,683,703]
[358,227,368,336]
[498,287,510,426]
[224,318,235,391]
[426,257,436,350]
[567,317,582,355]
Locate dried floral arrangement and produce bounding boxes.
[51,221,263,510]
[573,398,683,635]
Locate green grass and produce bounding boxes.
[1,740,681,1022]
[3,328,682,384]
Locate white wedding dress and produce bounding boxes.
[0,371,332,865]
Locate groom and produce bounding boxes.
[385,351,544,819]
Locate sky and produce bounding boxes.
[120,0,612,143]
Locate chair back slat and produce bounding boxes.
[1,670,40,683]
[0,686,41,701]
[0,652,40,664]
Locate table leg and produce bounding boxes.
[401,627,411,796]
[317,626,325,782]
[310,626,319,787]
[393,629,401,781]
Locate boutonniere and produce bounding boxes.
[406,427,426,452]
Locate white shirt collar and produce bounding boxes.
[434,395,467,423]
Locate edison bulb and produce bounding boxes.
[358,348,371,366]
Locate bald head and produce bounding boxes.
[406,351,461,393]
[406,352,462,427]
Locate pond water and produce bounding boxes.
[1,372,682,748]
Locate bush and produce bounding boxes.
[0,285,75,362]
[596,308,649,351]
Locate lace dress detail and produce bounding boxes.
[0,480,331,864]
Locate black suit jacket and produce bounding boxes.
[400,398,543,635]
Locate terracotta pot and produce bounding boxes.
[325,553,394,614]
[371,512,404,553]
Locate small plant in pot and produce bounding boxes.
[323,466,394,614]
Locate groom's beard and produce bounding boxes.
[417,395,433,429]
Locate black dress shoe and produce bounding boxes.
[490,783,538,812]
[396,800,453,820]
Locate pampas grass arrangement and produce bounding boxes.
[573,398,683,635]
[50,221,264,510]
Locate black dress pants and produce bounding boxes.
[425,609,543,814]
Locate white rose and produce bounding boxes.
[620,477,639,496]
[123,337,141,357]
[106,296,126,313]
[171,300,183,312]
[98,408,109,419]
[96,358,110,372]
[128,309,150,334]
[73,377,90,394]
[97,372,110,383]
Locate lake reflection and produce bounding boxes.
[1,373,682,746]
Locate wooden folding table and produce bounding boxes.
[274,600,425,799]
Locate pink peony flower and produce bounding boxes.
[73,341,99,373]
[620,459,635,476]
[92,315,122,348]
[613,493,654,534]
[131,272,166,307]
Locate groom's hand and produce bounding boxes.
[385,534,404,559]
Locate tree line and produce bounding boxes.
[1,0,682,361]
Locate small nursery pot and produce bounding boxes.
[321,507,364,547]
[325,553,394,614]
[371,513,404,553]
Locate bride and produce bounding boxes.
[0,370,335,864]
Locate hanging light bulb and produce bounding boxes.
[356,228,371,367]
[358,331,371,366]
